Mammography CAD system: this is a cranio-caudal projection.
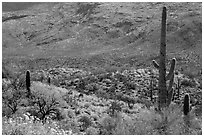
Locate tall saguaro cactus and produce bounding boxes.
[152,7,176,110]
[26,70,31,97]
[159,7,167,109]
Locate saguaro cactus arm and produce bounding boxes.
[152,60,159,69]
[167,73,174,92]
[166,58,176,80]
[166,73,175,106]
[167,87,174,106]
[152,58,176,80]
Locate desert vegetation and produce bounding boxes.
[2,2,202,135]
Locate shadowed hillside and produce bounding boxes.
[2,2,42,12]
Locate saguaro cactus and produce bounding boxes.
[183,93,191,128]
[152,7,176,109]
[183,94,190,115]
[48,76,51,85]
[26,70,31,97]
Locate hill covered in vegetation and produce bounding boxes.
[2,2,202,135]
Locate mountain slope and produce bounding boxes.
[2,2,202,79]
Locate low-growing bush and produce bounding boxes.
[78,115,92,131]
[85,83,99,93]
[107,101,122,116]
[181,78,197,87]
[62,92,79,108]
[85,127,99,135]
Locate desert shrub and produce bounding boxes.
[85,83,99,93]
[63,108,75,119]
[57,118,80,133]
[2,79,11,92]
[2,116,74,135]
[2,103,14,118]
[183,69,199,80]
[95,88,109,99]
[100,102,202,135]
[3,72,27,92]
[2,65,14,78]
[85,127,99,135]
[106,29,122,39]
[84,75,99,84]
[100,115,117,134]
[76,2,99,17]
[78,115,92,131]
[124,81,136,90]
[18,98,30,107]
[100,110,154,135]
[160,104,201,135]
[100,112,124,135]
[181,78,197,87]
[114,72,128,82]
[76,78,86,91]
[31,70,46,82]
[2,89,26,117]
[97,73,109,82]
[62,93,79,108]
[91,67,106,76]
[83,102,91,109]
[104,65,119,74]
[107,101,122,116]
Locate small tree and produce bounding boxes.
[28,91,62,123]
[2,73,27,117]
[2,89,25,117]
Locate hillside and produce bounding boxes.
[2,2,202,78]
[2,2,202,135]
[2,2,42,12]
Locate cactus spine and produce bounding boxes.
[183,94,190,115]
[26,70,31,97]
[152,7,176,109]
